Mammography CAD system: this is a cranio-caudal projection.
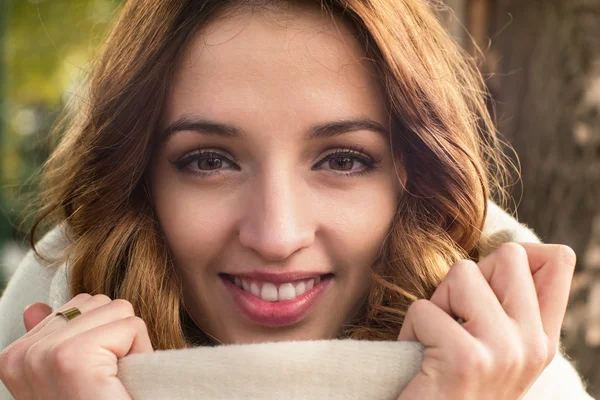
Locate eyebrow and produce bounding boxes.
[160,115,388,141]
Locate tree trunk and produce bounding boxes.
[488,0,600,396]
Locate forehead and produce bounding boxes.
[163,4,386,129]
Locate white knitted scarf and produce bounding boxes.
[0,202,594,399]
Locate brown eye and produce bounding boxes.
[329,157,354,171]
[172,149,238,176]
[197,157,223,170]
[314,148,374,175]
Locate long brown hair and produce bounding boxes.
[32,0,514,349]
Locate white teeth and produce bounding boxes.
[261,282,279,302]
[295,281,306,295]
[278,283,296,301]
[306,279,314,290]
[232,275,327,302]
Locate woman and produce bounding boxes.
[0,0,594,398]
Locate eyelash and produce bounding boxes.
[170,145,381,178]
[312,146,379,177]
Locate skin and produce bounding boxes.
[397,242,576,399]
[149,6,400,344]
[0,5,577,400]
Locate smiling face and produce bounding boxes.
[150,4,401,344]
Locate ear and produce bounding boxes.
[23,302,54,333]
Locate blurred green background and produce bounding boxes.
[0,0,120,286]
[1,0,599,396]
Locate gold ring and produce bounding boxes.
[55,307,82,322]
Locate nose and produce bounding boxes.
[238,170,315,261]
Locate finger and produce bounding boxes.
[25,294,110,344]
[397,300,481,400]
[477,243,542,332]
[429,260,509,342]
[61,315,154,357]
[22,293,92,338]
[1,296,88,400]
[23,303,53,333]
[398,299,470,347]
[517,243,576,345]
[43,317,152,400]
[42,299,136,349]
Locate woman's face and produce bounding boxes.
[150,5,401,344]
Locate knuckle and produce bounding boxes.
[524,335,554,368]
[112,299,135,316]
[554,244,577,269]
[72,293,92,302]
[447,259,478,281]
[496,242,528,262]
[406,299,430,318]
[126,316,148,332]
[0,345,19,369]
[454,343,493,379]
[527,339,550,369]
[49,342,79,375]
[0,345,24,383]
[91,294,113,305]
[496,343,524,372]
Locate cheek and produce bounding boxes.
[319,184,397,287]
[322,191,396,319]
[150,170,238,270]
[325,186,396,252]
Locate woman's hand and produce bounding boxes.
[0,294,153,400]
[397,242,576,400]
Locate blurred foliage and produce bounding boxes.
[0,0,120,241]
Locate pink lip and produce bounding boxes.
[220,274,332,328]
